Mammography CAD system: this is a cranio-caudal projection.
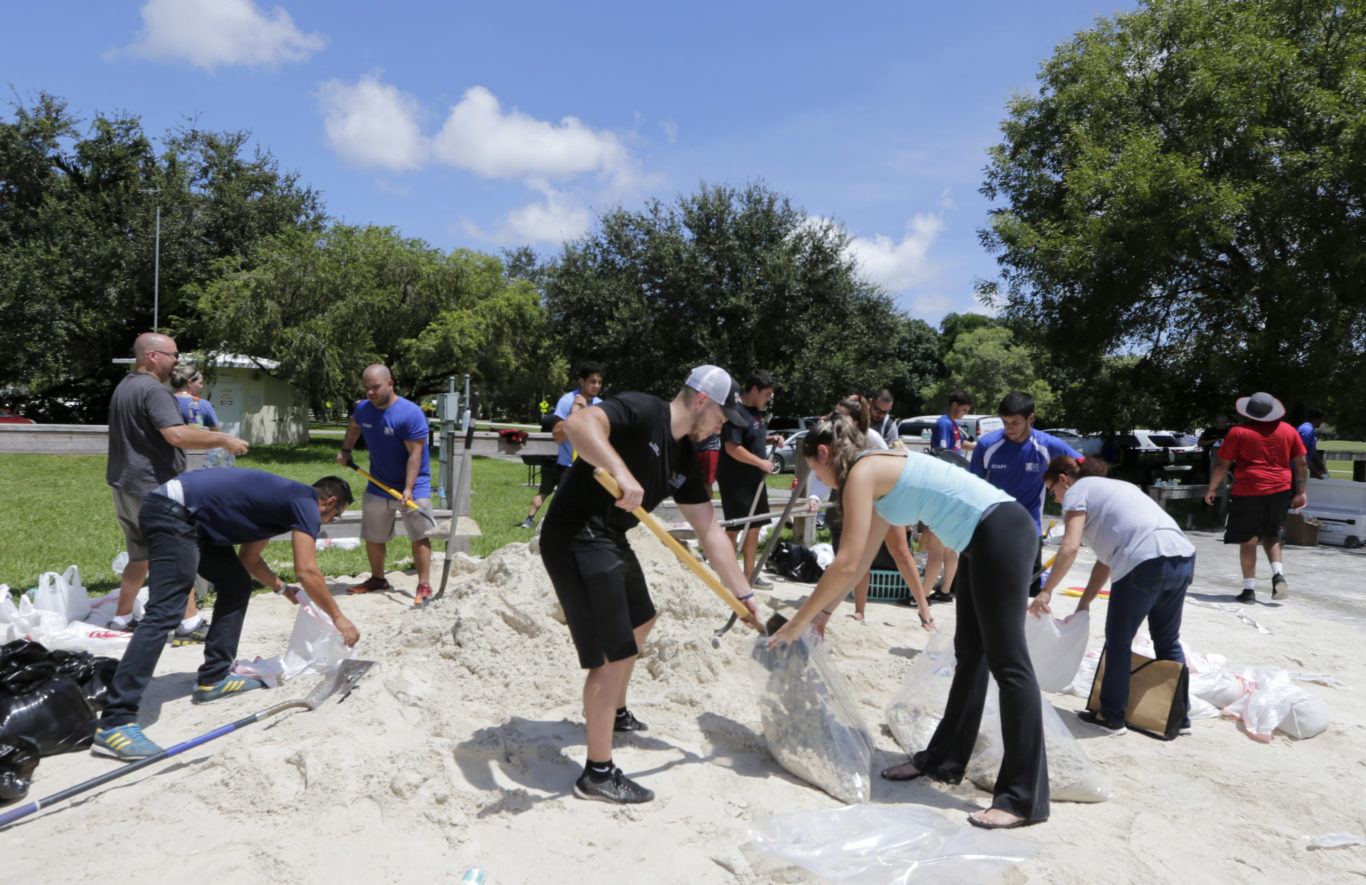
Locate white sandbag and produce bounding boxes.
[39,620,133,655]
[967,680,1111,803]
[885,630,956,754]
[1024,609,1090,692]
[1277,692,1329,739]
[282,595,356,680]
[1223,667,1297,742]
[33,566,90,622]
[86,587,150,625]
[0,590,17,644]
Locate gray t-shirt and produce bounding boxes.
[106,371,187,495]
[1061,476,1195,582]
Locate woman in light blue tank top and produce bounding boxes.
[770,416,1050,830]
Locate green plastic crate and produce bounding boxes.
[856,569,911,602]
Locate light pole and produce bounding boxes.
[138,187,161,331]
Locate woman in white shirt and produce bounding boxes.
[1030,456,1196,736]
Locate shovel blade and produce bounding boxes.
[303,659,374,709]
[764,612,789,636]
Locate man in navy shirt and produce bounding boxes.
[338,364,436,602]
[92,469,360,760]
[971,391,1082,595]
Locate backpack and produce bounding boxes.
[769,541,825,583]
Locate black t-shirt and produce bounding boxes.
[542,392,709,545]
[716,401,766,486]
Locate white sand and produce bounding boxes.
[7,529,1366,883]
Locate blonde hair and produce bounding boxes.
[800,415,867,491]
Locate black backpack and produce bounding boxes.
[769,541,825,583]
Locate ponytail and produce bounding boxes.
[1043,454,1109,487]
[800,415,866,490]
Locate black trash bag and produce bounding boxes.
[770,542,824,583]
[0,736,41,803]
[49,648,98,685]
[0,674,98,756]
[0,640,58,695]
[83,658,120,711]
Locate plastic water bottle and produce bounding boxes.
[112,551,129,576]
[206,447,235,469]
[459,868,485,884]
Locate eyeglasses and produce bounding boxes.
[871,404,889,416]
[153,350,180,362]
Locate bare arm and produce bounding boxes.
[336,418,363,465]
[723,440,775,474]
[1291,454,1308,510]
[161,423,249,455]
[291,531,359,646]
[1030,509,1085,616]
[1205,455,1232,505]
[678,501,760,626]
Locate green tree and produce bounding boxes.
[545,181,939,414]
[921,326,1056,421]
[978,0,1366,434]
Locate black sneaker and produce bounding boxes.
[518,517,534,529]
[1271,574,1288,600]
[1236,588,1256,603]
[614,708,648,732]
[573,766,654,804]
[171,619,210,646]
[1077,709,1127,736]
[752,576,773,589]
[927,590,955,604]
[107,619,139,634]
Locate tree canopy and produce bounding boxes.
[545,182,942,415]
[979,0,1366,433]
[921,325,1057,421]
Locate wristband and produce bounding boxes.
[737,593,754,601]
[820,608,834,616]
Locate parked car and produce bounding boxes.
[1041,428,1104,458]
[897,413,1004,444]
[767,415,822,437]
[767,430,807,473]
[0,407,35,424]
[1100,429,1205,486]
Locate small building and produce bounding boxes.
[202,354,308,445]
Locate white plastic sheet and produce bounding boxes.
[282,595,356,679]
[750,804,1040,884]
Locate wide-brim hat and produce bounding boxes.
[684,365,747,428]
[1235,392,1286,423]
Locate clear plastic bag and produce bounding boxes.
[282,595,356,680]
[750,803,1040,884]
[1023,609,1090,692]
[749,632,874,804]
[885,629,956,755]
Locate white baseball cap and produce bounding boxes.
[684,365,748,427]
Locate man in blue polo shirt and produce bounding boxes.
[519,361,605,529]
[338,364,436,602]
[91,469,360,760]
[971,391,1082,595]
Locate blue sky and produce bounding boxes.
[7,0,1140,326]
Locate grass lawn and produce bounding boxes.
[0,443,537,596]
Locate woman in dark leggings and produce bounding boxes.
[770,415,1049,829]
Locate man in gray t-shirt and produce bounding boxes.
[106,333,248,638]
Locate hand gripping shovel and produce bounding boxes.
[592,468,760,633]
[342,457,438,529]
[0,659,375,830]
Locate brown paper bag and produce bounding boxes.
[1087,650,1188,740]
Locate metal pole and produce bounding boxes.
[153,194,161,332]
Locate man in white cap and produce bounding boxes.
[539,366,761,805]
[1204,392,1308,602]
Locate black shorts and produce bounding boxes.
[1224,490,1291,544]
[537,459,563,497]
[540,534,657,669]
[720,481,769,525]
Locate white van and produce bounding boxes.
[898,414,1003,443]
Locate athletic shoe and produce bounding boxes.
[107,619,140,634]
[415,582,433,605]
[518,517,535,529]
[752,576,774,589]
[573,766,654,804]
[614,708,648,733]
[91,724,163,760]
[171,619,210,647]
[348,575,392,595]
[1178,724,1193,736]
[1236,588,1256,603]
[1271,574,1289,600]
[192,675,266,705]
[1077,709,1127,736]
[928,590,955,604]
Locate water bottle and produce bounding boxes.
[112,551,129,576]
[206,447,235,469]
[459,868,485,884]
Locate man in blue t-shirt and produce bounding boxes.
[932,389,975,455]
[971,391,1082,595]
[1298,408,1327,479]
[519,361,605,529]
[92,469,359,760]
[338,364,436,601]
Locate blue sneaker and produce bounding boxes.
[91,724,163,760]
[192,675,265,705]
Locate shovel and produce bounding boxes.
[342,457,438,529]
[0,659,375,830]
[592,468,760,632]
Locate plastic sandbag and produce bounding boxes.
[87,586,150,625]
[231,655,284,688]
[1024,609,1090,692]
[1277,692,1330,740]
[0,590,15,645]
[967,680,1111,803]
[885,630,956,755]
[282,595,356,680]
[0,736,41,803]
[749,632,874,804]
[33,566,90,623]
[750,803,1040,885]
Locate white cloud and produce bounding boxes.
[318,75,426,171]
[430,87,630,183]
[660,120,679,144]
[118,0,324,70]
[461,188,591,246]
[846,214,945,292]
[910,292,954,315]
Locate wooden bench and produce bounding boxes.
[269,509,481,543]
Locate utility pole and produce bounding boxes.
[138,188,161,331]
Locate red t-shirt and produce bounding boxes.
[1219,421,1306,496]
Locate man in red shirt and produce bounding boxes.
[1204,392,1308,603]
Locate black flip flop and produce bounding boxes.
[967,811,1048,830]
[880,762,925,782]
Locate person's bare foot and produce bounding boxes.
[967,808,1045,829]
[847,611,865,621]
[880,761,925,781]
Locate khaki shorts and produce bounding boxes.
[360,492,435,543]
[112,488,149,561]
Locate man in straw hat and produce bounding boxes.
[1204,392,1308,603]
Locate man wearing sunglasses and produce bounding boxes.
[870,388,899,447]
[107,332,249,640]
